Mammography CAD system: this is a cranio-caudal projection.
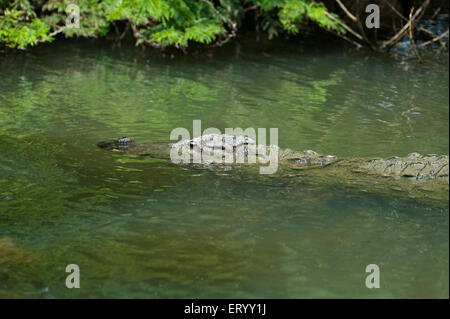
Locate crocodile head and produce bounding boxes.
[170,133,259,164]
[97,137,135,151]
[98,134,337,168]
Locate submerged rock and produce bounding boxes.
[0,237,38,266]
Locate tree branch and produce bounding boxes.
[335,0,357,21]
[324,11,363,41]
[325,28,363,48]
[380,0,429,50]
[408,7,422,62]
[381,0,437,37]
[130,23,162,49]
[417,29,449,47]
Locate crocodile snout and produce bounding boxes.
[97,137,133,150]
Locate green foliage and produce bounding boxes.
[107,0,237,47]
[150,18,224,46]
[0,9,51,49]
[0,0,345,49]
[41,0,111,37]
[250,0,345,36]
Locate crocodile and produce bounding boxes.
[97,134,449,201]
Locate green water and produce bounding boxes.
[0,38,448,298]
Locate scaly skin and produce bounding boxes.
[98,134,449,201]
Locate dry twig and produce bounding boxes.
[382,0,437,37]
[335,0,357,21]
[324,11,363,40]
[408,7,422,62]
[417,29,449,48]
[380,0,429,50]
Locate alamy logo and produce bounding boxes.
[170,120,279,174]
[65,264,80,288]
[365,264,380,288]
[65,3,80,29]
[365,4,380,29]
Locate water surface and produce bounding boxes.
[0,37,448,298]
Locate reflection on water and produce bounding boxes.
[0,37,448,298]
